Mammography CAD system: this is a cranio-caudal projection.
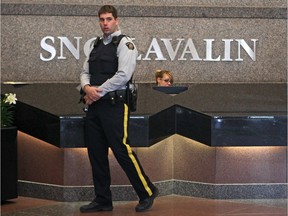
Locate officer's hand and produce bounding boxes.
[83,95,93,105]
[84,85,102,103]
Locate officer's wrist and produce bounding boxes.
[83,84,91,92]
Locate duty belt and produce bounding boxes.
[101,89,127,105]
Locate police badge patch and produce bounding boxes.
[126,42,134,50]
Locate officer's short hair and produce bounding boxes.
[98,5,118,19]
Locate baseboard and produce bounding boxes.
[18,180,287,201]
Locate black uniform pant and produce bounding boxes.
[85,99,155,204]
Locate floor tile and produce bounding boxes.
[1,195,287,216]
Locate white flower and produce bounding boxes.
[4,93,17,105]
[1,93,17,127]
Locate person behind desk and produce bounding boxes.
[79,5,158,213]
[155,70,174,86]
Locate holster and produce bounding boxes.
[78,88,86,104]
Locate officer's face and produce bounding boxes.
[99,13,119,36]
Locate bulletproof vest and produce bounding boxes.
[88,35,125,86]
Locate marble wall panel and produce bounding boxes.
[17,131,287,200]
[17,132,64,185]
[1,15,286,83]
[18,127,287,186]
[173,135,216,183]
[18,131,173,186]
[63,148,93,185]
[136,137,174,182]
[215,146,287,184]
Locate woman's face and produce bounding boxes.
[157,74,173,86]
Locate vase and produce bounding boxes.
[1,126,18,201]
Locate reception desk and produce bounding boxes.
[1,83,287,201]
[2,83,286,148]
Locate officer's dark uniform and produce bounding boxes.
[83,33,157,206]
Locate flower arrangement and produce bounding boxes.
[1,93,17,127]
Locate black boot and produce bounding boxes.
[80,199,113,213]
[135,187,159,212]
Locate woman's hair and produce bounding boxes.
[155,70,174,84]
[98,5,118,18]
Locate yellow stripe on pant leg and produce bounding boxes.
[122,103,153,196]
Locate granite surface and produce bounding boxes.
[1,2,287,83]
[1,0,287,7]
[1,3,287,18]
[18,180,287,201]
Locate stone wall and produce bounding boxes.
[1,1,287,83]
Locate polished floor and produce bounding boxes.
[1,195,287,216]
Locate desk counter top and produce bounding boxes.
[1,83,286,147]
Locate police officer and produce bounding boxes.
[79,5,158,213]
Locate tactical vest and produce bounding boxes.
[88,35,125,86]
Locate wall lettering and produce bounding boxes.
[40,36,258,62]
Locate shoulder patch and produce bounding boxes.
[126,42,135,50]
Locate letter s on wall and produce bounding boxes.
[40,36,56,62]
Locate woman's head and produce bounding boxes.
[155,70,174,86]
